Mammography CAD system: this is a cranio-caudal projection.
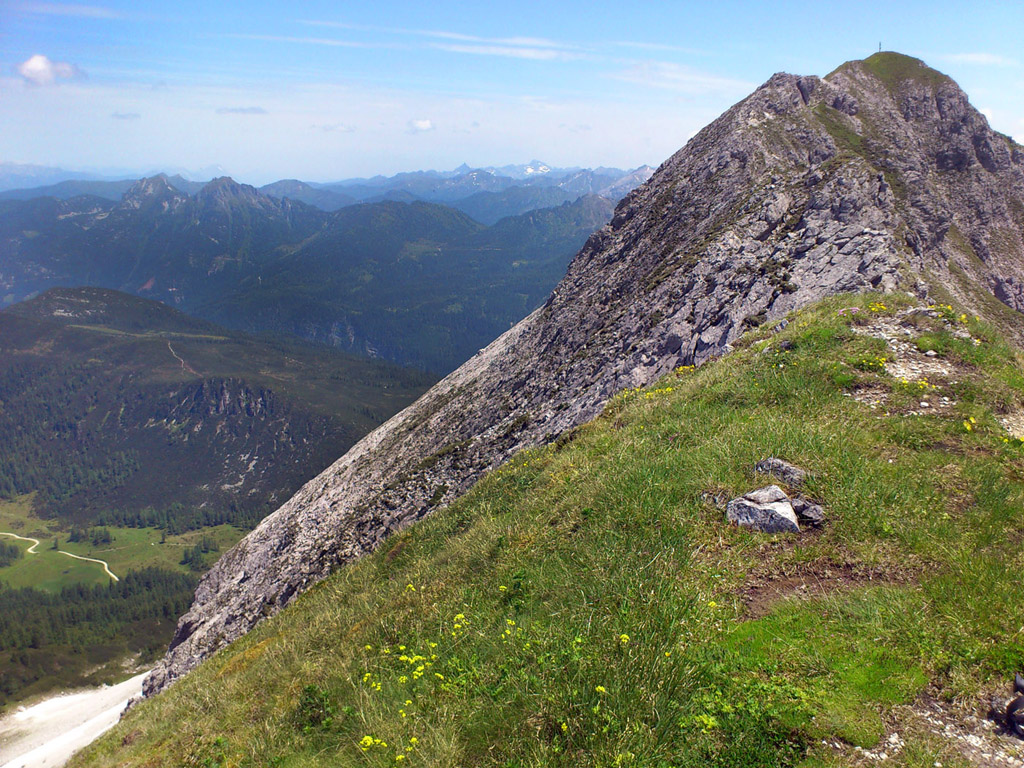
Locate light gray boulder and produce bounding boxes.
[727,485,800,533]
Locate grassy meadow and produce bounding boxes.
[0,495,245,591]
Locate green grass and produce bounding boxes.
[73,293,1024,768]
[0,496,245,592]
[828,52,954,95]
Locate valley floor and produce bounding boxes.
[0,671,147,768]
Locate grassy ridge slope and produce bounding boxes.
[75,293,1024,767]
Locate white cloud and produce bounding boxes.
[431,43,577,61]
[216,106,267,115]
[13,2,120,18]
[941,53,1018,67]
[612,41,705,55]
[979,107,994,123]
[299,20,581,60]
[226,33,380,49]
[15,54,85,86]
[111,111,140,120]
[407,118,434,133]
[611,61,753,95]
[317,123,356,133]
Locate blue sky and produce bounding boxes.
[2,1,1023,184]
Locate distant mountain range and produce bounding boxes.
[0,162,653,223]
[0,174,621,372]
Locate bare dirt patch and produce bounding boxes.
[740,561,905,619]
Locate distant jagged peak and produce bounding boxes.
[195,176,276,210]
[121,173,189,212]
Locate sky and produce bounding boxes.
[2,0,1024,185]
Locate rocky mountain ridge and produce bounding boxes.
[144,52,1024,695]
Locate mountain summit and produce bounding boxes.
[144,52,1024,695]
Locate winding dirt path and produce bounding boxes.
[0,532,40,554]
[55,552,118,581]
[167,341,199,376]
[0,532,119,582]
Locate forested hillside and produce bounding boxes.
[0,287,432,529]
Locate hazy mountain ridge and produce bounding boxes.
[1,183,617,372]
[141,52,1024,699]
[0,163,650,217]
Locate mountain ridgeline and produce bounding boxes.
[140,52,1024,698]
[0,174,622,372]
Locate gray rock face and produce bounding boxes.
[754,458,807,487]
[791,497,826,527]
[727,488,801,534]
[144,53,1024,696]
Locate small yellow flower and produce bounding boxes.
[595,685,607,694]
[396,755,405,762]
[406,583,416,592]
[707,600,717,609]
[499,585,508,592]
[365,644,373,651]
[618,633,630,644]
[561,722,568,733]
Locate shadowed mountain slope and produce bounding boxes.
[0,287,432,530]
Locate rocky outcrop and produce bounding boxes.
[727,486,801,533]
[144,52,1024,695]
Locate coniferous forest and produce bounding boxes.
[0,568,197,705]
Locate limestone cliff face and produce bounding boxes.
[144,53,1024,695]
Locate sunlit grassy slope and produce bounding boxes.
[74,293,1024,768]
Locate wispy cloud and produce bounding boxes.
[225,33,381,49]
[316,122,356,133]
[611,61,752,95]
[940,53,1018,67]
[15,54,85,86]
[216,106,267,115]
[300,20,581,60]
[612,41,705,55]
[407,118,434,133]
[111,111,140,120]
[431,43,578,61]
[12,2,120,19]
